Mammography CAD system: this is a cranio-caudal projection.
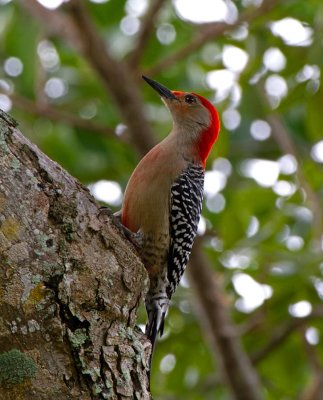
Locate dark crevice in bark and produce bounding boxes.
[115,345,124,400]
[106,359,120,400]
[131,368,143,397]
[95,278,106,312]
[98,348,110,400]
[103,320,114,345]
[44,274,92,394]
[47,275,112,400]
[45,274,90,333]
[63,372,77,391]
[99,347,106,385]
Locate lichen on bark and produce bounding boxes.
[0,110,151,399]
[0,348,37,386]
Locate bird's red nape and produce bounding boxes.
[170,91,220,165]
[195,93,220,166]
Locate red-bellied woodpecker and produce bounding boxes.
[121,76,220,369]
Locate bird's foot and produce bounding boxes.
[99,207,143,248]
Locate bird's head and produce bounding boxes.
[142,75,220,165]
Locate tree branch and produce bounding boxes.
[255,84,322,243]
[189,242,263,400]
[20,0,156,156]
[127,0,166,68]
[266,111,322,243]
[250,307,323,364]
[145,0,280,76]
[6,92,118,139]
[0,110,151,398]
[299,328,323,400]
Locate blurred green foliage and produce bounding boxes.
[0,0,323,398]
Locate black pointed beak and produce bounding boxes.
[142,75,177,100]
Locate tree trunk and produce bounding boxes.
[0,110,151,399]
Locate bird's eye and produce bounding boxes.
[184,94,196,104]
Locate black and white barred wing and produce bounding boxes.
[167,164,204,297]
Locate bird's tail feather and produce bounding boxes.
[145,297,169,371]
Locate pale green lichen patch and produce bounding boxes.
[82,366,100,382]
[118,326,127,339]
[31,274,43,285]
[93,382,103,395]
[68,328,88,349]
[41,261,64,278]
[26,169,39,185]
[10,157,20,172]
[0,349,37,387]
[36,233,53,252]
[0,127,10,153]
[27,319,40,333]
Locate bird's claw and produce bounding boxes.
[99,207,142,248]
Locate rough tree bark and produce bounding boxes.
[0,110,151,400]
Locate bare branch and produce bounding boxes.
[299,329,323,400]
[189,242,263,400]
[19,0,85,52]
[250,307,323,364]
[20,0,156,156]
[259,96,323,244]
[302,327,321,372]
[299,375,323,400]
[128,0,167,68]
[6,92,118,139]
[145,0,280,76]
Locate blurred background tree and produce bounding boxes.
[0,0,323,398]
